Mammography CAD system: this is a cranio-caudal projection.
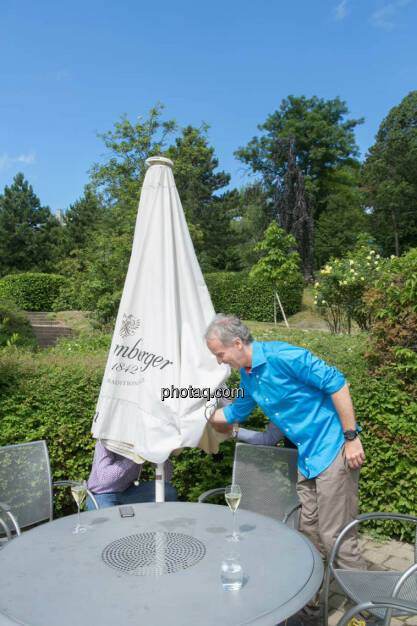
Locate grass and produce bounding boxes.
[257,286,329,332]
[47,310,96,335]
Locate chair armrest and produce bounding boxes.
[328,512,417,571]
[53,481,100,510]
[198,488,226,503]
[283,502,301,526]
[0,502,21,537]
[392,562,417,597]
[0,515,12,541]
[336,598,417,626]
[356,512,417,524]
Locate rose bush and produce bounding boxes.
[314,239,387,333]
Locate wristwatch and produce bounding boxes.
[344,429,359,441]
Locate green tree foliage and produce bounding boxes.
[230,184,270,269]
[0,173,63,276]
[314,190,370,268]
[250,222,303,324]
[235,95,363,219]
[61,188,106,256]
[165,124,241,270]
[90,103,177,220]
[361,91,417,256]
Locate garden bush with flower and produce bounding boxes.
[314,236,387,333]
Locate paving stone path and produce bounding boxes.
[326,535,416,626]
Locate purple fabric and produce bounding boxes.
[87,441,174,495]
[238,421,284,446]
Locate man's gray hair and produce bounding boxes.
[205,314,253,346]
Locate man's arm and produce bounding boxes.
[331,383,365,470]
[238,422,284,446]
[209,407,233,433]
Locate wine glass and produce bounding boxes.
[71,480,88,534]
[225,483,242,542]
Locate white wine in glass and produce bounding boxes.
[71,481,87,534]
[225,484,242,542]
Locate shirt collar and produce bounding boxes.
[250,341,266,370]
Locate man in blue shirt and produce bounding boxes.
[206,314,366,613]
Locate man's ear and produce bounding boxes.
[234,338,244,349]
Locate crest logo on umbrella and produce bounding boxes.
[119,314,141,338]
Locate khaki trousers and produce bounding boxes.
[296,446,366,573]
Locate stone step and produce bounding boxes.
[31,325,72,348]
[25,312,62,326]
[25,312,73,348]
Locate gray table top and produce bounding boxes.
[0,502,323,626]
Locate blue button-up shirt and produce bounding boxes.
[223,341,347,478]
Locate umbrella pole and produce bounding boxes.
[155,463,165,502]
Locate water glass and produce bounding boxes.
[220,555,243,591]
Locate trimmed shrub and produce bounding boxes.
[0,349,105,517]
[0,273,69,311]
[0,299,37,350]
[204,271,303,322]
[364,248,417,400]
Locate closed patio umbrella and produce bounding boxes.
[91,156,230,500]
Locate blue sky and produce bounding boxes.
[1,0,416,213]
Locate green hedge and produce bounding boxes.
[0,327,415,541]
[204,271,304,322]
[0,273,69,312]
[0,299,37,350]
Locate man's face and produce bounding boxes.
[206,334,246,370]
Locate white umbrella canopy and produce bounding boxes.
[91,156,230,466]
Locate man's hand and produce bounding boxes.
[344,437,365,469]
[209,408,233,435]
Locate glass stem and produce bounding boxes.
[77,504,80,527]
[232,510,236,538]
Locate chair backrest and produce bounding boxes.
[0,441,53,530]
[232,442,299,527]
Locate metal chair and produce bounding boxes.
[198,442,300,527]
[336,596,417,626]
[324,512,417,626]
[0,440,98,540]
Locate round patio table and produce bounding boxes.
[0,502,323,626]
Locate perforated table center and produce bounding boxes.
[0,502,323,626]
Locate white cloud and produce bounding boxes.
[334,0,349,21]
[0,152,36,170]
[371,0,416,30]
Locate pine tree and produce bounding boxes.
[0,173,62,276]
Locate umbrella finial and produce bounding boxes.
[145,156,174,169]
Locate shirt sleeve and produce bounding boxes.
[238,421,284,445]
[88,441,142,492]
[223,389,257,425]
[275,344,346,394]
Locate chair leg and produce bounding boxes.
[323,565,332,626]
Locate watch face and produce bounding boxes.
[344,430,357,440]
